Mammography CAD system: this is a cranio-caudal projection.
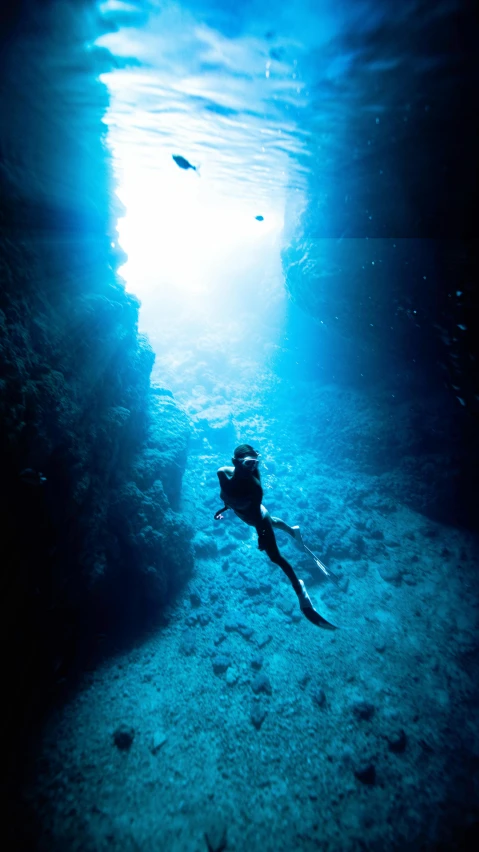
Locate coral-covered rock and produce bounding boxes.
[0,1,194,776]
[193,403,237,449]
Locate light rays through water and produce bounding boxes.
[97,1,310,333]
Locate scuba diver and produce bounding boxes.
[215,444,337,630]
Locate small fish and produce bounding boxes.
[172,154,197,171]
[20,468,47,486]
[255,215,264,221]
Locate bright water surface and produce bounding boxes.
[97,0,426,351]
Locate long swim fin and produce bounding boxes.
[298,579,338,630]
[302,607,338,630]
[292,526,340,584]
[303,545,340,585]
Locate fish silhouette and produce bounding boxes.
[172,154,197,171]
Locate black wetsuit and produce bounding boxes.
[217,467,301,594]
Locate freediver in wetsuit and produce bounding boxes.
[215,444,337,630]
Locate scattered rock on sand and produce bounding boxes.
[388,729,407,753]
[378,562,402,585]
[352,700,375,721]
[312,687,326,707]
[204,820,227,852]
[150,731,167,754]
[212,654,231,675]
[224,612,254,640]
[192,532,218,559]
[226,667,239,686]
[354,561,369,577]
[189,588,202,607]
[113,725,135,751]
[180,629,196,655]
[298,672,312,690]
[256,632,273,648]
[252,672,272,695]
[251,703,267,730]
[354,761,376,785]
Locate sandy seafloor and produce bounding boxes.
[26,368,479,852]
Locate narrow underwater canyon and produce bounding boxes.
[0,1,478,850]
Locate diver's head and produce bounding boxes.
[232,444,260,473]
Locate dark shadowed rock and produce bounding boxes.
[354,762,376,785]
[245,581,272,597]
[113,725,135,751]
[252,673,272,695]
[352,700,375,721]
[312,688,326,707]
[189,589,202,608]
[388,729,407,753]
[204,820,227,852]
[212,654,231,675]
[251,703,267,730]
[378,563,402,585]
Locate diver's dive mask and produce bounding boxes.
[240,455,260,471]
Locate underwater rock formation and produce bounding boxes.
[0,0,193,770]
[282,2,478,528]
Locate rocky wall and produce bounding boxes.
[0,0,193,778]
[281,1,478,529]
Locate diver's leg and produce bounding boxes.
[270,512,336,582]
[263,508,297,540]
[269,514,305,550]
[256,518,337,630]
[269,515,295,536]
[257,518,302,594]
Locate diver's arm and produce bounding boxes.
[216,468,233,519]
[214,506,229,520]
[217,466,233,487]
